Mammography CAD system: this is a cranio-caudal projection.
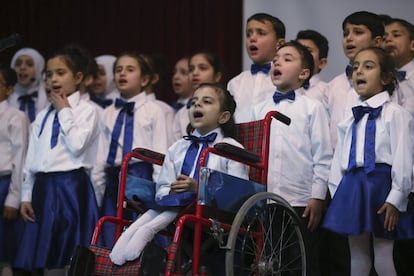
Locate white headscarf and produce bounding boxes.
[95,55,116,96]
[10,47,45,93]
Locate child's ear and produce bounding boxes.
[372,35,384,46]
[151,73,160,85]
[140,74,151,88]
[218,110,231,125]
[75,72,84,86]
[409,39,414,53]
[275,38,285,49]
[299,68,311,82]
[213,72,222,83]
[5,85,13,97]
[318,58,328,71]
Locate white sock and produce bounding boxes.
[124,209,179,262]
[373,237,396,276]
[349,233,371,276]
[110,209,160,265]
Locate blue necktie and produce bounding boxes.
[181,132,217,181]
[273,90,295,104]
[38,106,60,148]
[106,98,135,165]
[397,70,406,81]
[250,63,271,75]
[91,96,113,108]
[18,91,38,122]
[171,100,185,111]
[345,64,353,79]
[347,105,382,173]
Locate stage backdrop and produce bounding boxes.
[243,0,414,82]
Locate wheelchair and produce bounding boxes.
[84,111,307,276]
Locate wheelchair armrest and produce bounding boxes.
[214,142,261,163]
[132,148,165,164]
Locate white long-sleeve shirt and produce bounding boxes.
[0,101,29,208]
[253,90,333,207]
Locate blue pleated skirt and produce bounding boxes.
[14,168,99,269]
[0,174,25,263]
[99,162,153,248]
[323,164,414,240]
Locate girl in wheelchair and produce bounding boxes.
[109,82,249,265]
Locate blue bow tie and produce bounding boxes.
[182,132,217,180]
[250,63,271,75]
[345,64,353,78]
[348,105,383,174]
[397,70,406,81]
[303,82,310,90]
[18,91,38,122]
[91,96,113,108]
[273,90,295,104]
[115,98,135,114]
[171,100,185,111]
[106,98,135,165]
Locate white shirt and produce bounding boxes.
[155,128,249,199]
[146,93,175,147]
[298,74,329,110]
[329,92,414,211]
[171,105,190,142]
[253,91,333,206]
[21,91,101,202]
[0,101,29,208]
[227,69,275,123]
[327,73,359,148]
[92,92,168,205]
[393,59,414,118]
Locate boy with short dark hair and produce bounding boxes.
[296,29,329,108]
[228,13,285,123]
[383,16,414,276]
[253,40,332,276]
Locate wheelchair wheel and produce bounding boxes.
[225,192,306,276]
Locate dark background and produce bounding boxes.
[0,0,243,104]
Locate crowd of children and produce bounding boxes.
[0,9,414,276]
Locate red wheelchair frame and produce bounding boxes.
[89,111,306,275]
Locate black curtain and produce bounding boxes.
[0,0,243,104]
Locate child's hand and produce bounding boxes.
[21,202,36,223]
[377,202,399,231]
[170,175,197,194]
[50,90,70,111]
[3,206,18,220]
[302,198,324,231]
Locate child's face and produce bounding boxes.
[352,49,383,101]
[13,55,36,87]
[189,54,221,89]
[90,64,107,96]
[45,56,82,99]
[271,46,310,92]
[189,86,229,136]
[342,23,382,62]
[384,22,414,68]
[246,19,284,65]
[172,59,193,98]
[114,56,149,99]
[297,39,327,75]
[0,73,13,102]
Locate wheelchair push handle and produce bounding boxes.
[273,111,291,126]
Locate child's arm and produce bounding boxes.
[4,113,29,220]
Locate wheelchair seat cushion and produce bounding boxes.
[156,191,196,207]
